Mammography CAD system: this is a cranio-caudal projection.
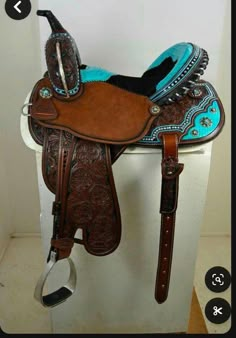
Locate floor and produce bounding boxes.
[0,236,231,334]
[188,288,208,334]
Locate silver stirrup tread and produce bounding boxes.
[34,251,77,307]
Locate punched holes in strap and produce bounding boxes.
[155,214,176,303]
[155,133,184,303]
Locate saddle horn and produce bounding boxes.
[37,10,81,98]
[37,10,65,31]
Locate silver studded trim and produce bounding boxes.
[191,130,199,136]
[138,83,218,145]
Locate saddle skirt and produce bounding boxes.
[24,10,225,308]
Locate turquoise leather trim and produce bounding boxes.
[182,101,221,140]
[54,81,80,95]
[148,43,193,91]
[81,66,116,83]
[138,83,221,145]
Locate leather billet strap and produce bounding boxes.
[155,133,184,303]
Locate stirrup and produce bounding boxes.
[34,251,77,307]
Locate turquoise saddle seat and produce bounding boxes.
[80,42,208,105]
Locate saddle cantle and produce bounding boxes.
[23,10,225,307]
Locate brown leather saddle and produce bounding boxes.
[24,10,225,307]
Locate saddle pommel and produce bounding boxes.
[37,10,81,98]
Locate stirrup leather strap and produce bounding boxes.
[155,133,184,303]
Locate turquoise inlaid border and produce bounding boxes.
[53,79,80,96]
[182,101,220,140]
[138,83,221,145]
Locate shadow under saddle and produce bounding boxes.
[22,10,225,307]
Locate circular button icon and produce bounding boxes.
[5,0,31,20]
[205,266,231,292]
[205,298,231,324]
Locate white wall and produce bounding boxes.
[0,148,11,259]
[0,0,42,237]
[200,0,231,235]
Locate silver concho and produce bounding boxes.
[39,87,53,99]
[150,105,161,115]
[192,88,202,97]
[200,117,212,127]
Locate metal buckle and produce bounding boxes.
[34,251,77,307]
[21,103,32,117]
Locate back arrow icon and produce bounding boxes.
[14,1,22,13]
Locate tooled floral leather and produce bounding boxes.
[66,139,121,255]
[46,34,80,94]
[150,87,206,129]
[29,117,45,145]
[32,121,122,256]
